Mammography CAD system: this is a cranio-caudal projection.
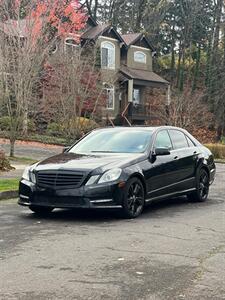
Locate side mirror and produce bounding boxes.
[154,147,171,156]
[62,146,70,153]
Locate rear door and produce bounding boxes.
[168,129,197,192]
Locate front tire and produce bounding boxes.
[29,205,54,215]
[188,169,209,202]
[122,178,145,218]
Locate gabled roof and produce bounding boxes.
[81,23,124,43]
[121,33,155,51]
[81,23,109,40]
[120,65,169,85]
[122,33,142,46]
[87,15,98,27]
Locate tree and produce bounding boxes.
[40,44,117,141]
[0,0,86,156]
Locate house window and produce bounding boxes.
[133,89,141,104]
[134,51,146,63]
[101,41,115,69]
[104,84,114,109]
[64,38,79,54]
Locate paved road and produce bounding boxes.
[0,139,63,179]
[0,164,225,300]
[0,139,63,161]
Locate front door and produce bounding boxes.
[144,129,178,199]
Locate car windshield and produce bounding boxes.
[69,129,152,154]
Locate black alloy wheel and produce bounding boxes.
[29,205,54,215]
[122,178,145,218]
[188,169,209,202]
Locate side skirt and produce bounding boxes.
[145,188,196,204]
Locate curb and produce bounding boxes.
[0,190,18,200]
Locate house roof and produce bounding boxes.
[120,66,169,85]
[121,33,155,51]
[81,23,110,40]
[121,33,142,46]
[81,23,124,43]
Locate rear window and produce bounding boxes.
[169,130,189,150]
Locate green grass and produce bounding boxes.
[205,143,225,159]
[0,178,19,192]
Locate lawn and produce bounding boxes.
[0,179,19,192]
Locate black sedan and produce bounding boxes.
[18,126,216,218]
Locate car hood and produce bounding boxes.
[34,152,145,173]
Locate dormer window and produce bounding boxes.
[134,51,146,63]
[101,41,115,69]
[64,38,80,54]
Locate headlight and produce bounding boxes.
[22,166,36,183]
[98,168,122,184]
[22,167,30,181]
[85,175,100,186]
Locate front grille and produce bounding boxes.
[36,170,85,189]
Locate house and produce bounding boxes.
[0,15,170,126]
[80,16,170,125]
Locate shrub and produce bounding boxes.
[205,144,225,159]
[47,122,61,136]
[47,118,98,139]
[0,116,11,131]
[0,150,14,171]
[27,119,36,133]
[0,116,36,133]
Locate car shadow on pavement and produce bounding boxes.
[20,196,211,223]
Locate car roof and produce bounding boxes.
[94,126,186,133]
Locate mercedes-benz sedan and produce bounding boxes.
[18,126,216,218]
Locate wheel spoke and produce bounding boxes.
[133,183,140,195]
[135,197,143,205]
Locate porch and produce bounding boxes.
[118,66,170,124]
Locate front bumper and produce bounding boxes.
[18,179,124,209]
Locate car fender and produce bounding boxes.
[123,165,147,195]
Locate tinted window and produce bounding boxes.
[70,130,152,154]
[155,130,172,149]
[169,130,189,149]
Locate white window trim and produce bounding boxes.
[101,41,116,70]
[51,44,58,54]
[99,36,119,42]
[134,51,147,64]
[104,84,115,110]
[64,37,80,53]
[131,45,150,51]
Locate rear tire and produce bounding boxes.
[187,169,209,202]
[29,205,54,215]
[122,178,145,219]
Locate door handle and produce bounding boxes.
[193,151,197,154]
[174,156,179,160]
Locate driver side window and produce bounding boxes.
[155,130,172,150]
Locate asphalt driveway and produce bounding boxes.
[0,164,225,300]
